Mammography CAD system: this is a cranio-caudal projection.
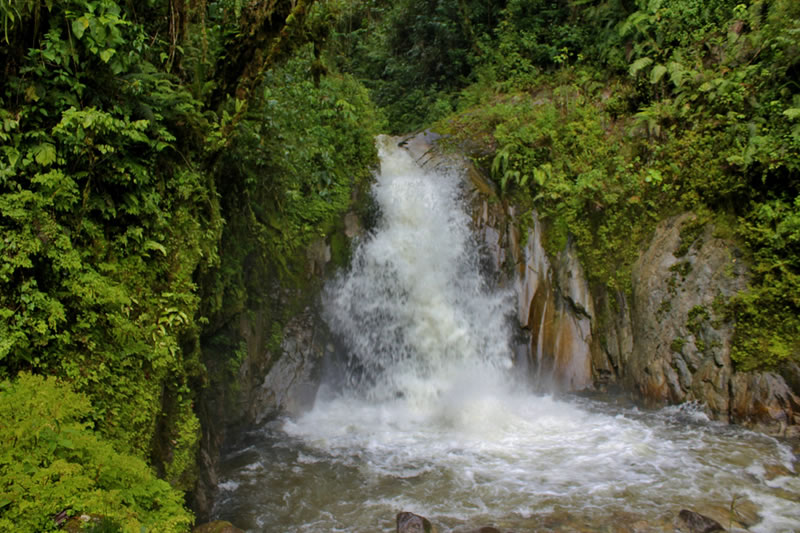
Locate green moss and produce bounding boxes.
[670,338,687,353]
[329,230,351,269]
[675,218,706,258]
[268,321,284,354]
[669,261,692,279]
[687,305,711,336]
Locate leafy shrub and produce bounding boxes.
[0,373,193,533]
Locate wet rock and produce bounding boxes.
[606,510,674,533]
[696,498,760,530]
[516,215,593,390]
[344,210,363,238]
[763,462,793,480]
[628,213,746,412]
[730,497,761,528]
[730,372,800,435]
[192,521,245,533]
[619,212,800,430]
[675,509,725,533]
[590,287,633,383]
[396,511,436,533]
[306,236,331,277]
[628,520,660,533]
[251,308,326,423]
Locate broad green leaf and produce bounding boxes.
[33,143,56,167]
[99,48,116,63]
[629,57,653,76]
[650,64,667,84]
[5,147,20,167]
[71,17,89,39]
[783,108,800,120]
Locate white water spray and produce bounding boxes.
[322,135,514,406]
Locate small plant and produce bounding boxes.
[671,337,687,353]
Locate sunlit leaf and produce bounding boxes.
[33,143,56,167]
[71,17,89,39]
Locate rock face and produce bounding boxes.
[404,131,593,392]
[249,308,332,424]
[627,213,745,411]
[513,216,593,390]
[438,123,800,432]
[615,213,799,432]
[193,210,360,520]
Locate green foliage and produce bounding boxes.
[324,0,505,132]
[729,194,800,370]
[484,0,587,81]
[434,0,800,370]
[0,1,217,469]
[207,45,381,321]
[0,373,192,532]
[0,0,383,527]
[440,73,657,291]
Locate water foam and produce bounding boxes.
[322,135,513,405]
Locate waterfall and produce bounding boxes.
[321,135,514,406]
[210,135,800,533]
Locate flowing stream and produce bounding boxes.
[213,137,800,532]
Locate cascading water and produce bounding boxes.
[320,135,514,407]
[212,137,800,532]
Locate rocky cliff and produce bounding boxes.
[408,132,800,438]
[192,218,364,520]
[504,201,799,436]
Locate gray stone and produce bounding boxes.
[344,210,362,238]
[251,308,324,424]
[675,509,724,533]
[626,213,747,412]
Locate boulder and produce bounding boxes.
[619,213,799,431]
[250,308,329,424]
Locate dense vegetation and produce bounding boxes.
[0,0,379,530]
[1,0,798,530]
[327,0,798,371]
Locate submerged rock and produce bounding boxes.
[396,511,437,533]
[192,521,245,533]
[675,509,725,533]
